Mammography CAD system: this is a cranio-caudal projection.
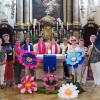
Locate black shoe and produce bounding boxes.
[0,85,5,89]
[9,83,13,87]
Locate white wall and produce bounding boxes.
[94,7,100,26]
[0,0,16,27]
[79,0,88,26]
[79,0,100,26]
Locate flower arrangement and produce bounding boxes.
[43,74,58,91]
[18,50,40,69]
[18,75,37,94]
[58,83,79,99]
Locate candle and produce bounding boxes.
[34,24,35,31]
[61,22,63,29]
[64,29,65,36]
[33,24,36,37]
[34,19,37,25]
[57,22,58,31]
[28,45,30,52]
[67,23,68,31]
[33,19,37,33]
[39,22,40,35]
[48,49,51,54]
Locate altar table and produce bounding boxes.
[35,54,66,79]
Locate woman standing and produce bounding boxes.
[87,35,100,87]
[22,37,34,75]
[50,37,59,54]
[67,36,79,82]
[37,35,46,54]
[78,39,88,84]
[13,39,22,84]
[0,38,7,89]
[2,34,14,87]
[22,37,33,52]
[60,38,70,79]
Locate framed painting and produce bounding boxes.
[32,0,63,20]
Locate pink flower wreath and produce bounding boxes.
[18,50,40,69]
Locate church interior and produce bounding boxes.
[0,0,100,100]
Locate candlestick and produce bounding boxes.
[33,24,35,37]
[39,22,40,36]
[67,23,68,31]
[57,22,58,31]
[33,19,37,35]
[61,22,63,29]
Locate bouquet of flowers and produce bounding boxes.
[42,74,58,91]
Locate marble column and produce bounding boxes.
[16,0,24,23]
[67,0,72,28]
[63,0,67,26]
[30,0,33,24]
[73,0,80,25]
[24,0,30,24]
[73,0,80,38]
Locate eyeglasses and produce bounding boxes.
[71,40,76,41]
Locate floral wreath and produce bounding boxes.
[58,83,79,99]
[18,50,40,69]
[18,75,37,94]
[42,74,58,91]
[66,52,85,69]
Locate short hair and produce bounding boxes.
[90,35,96,39]
[79,38,84,42]
[69,36,78,43]
[2,33,9,37]
[63,38,68,42]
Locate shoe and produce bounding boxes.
[9,83,13,87]
[0,85,5,89]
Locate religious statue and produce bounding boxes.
[40,15,56,39]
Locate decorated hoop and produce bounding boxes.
[18,75,37,94]
[58,83,79,99]
[66,52,85,69]
[18,50,40,69]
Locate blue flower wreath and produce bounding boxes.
[66,52,85,69]
[22,53,37,65]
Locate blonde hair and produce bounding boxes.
[79,38,84,42]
